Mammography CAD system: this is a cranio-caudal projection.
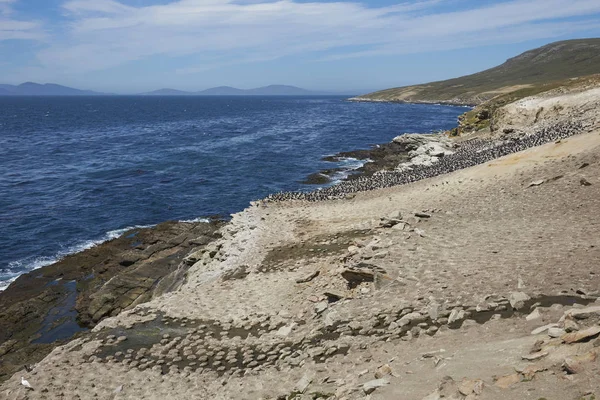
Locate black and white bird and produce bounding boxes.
[21,377,33,390]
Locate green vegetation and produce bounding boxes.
[357,39,600,105]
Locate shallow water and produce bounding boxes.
[0,95,465,289]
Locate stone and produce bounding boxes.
[509,292,530,310]
[415,212,431,218]
[580,178,592,186]
[548,327,566,338]
[563,319,579,332]
[374,364,392,379]
[379,218,402,228]
[494,373,520,389]
[521,364,546,380]
[531,323,557,335]
[525,308,541,321]
[293,373,313,394]
[340,268,375,288]
[562,351,597,374]
[564,305,600,320]
[414,228,426,237]
[448,309,465,324]
[398,312,426,327]
[276,323,296,337]
[521,351,548,361]
[428,303,441,321]
[458,379,484,396]
[527,179,545,188]
[221,265,249,281]
[314,301,329,315]
[561,326,600,344]
[363,379,389,394]
[295,271,319,284]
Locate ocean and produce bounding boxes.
[0,95,465,290]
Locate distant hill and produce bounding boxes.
[354,38,600,105]
[0,82,106,96]
[141,88,193,96]
[142,84,327,96]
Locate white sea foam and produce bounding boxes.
[179,217,210,223]
[0,224,153,292]
[330,157,372,184]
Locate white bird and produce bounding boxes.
[21,377,33,390]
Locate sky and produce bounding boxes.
[1,0,600,94]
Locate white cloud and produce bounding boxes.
[21,0,600,74]
[0,0,45,40]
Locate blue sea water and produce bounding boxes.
[0,95,465,290]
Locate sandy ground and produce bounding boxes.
[2,90,600,399]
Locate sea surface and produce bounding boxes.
[0,95,465,290]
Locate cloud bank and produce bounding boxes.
[3,0,600,76]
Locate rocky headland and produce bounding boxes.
[2,52,600,399]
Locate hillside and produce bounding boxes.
[353,38,600,105]
[0,82,106,96]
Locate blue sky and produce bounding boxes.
[1,0,600,94]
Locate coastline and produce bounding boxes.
[347,96,477,107]
[2,80,600,397]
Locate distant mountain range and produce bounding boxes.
[0,82,107,96]
[140,85,330,96]
[0,83,332,96]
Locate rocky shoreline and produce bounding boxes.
[2,81,600,399]
[0,219,223,382]
[347,97,476,107]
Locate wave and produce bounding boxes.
[0,217,212,292]
[0,224,153,292]
[179,217,210,223]
[330,157,371,184]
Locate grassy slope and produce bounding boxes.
[356,39,600,105]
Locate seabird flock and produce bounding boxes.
[266,121,586,202]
